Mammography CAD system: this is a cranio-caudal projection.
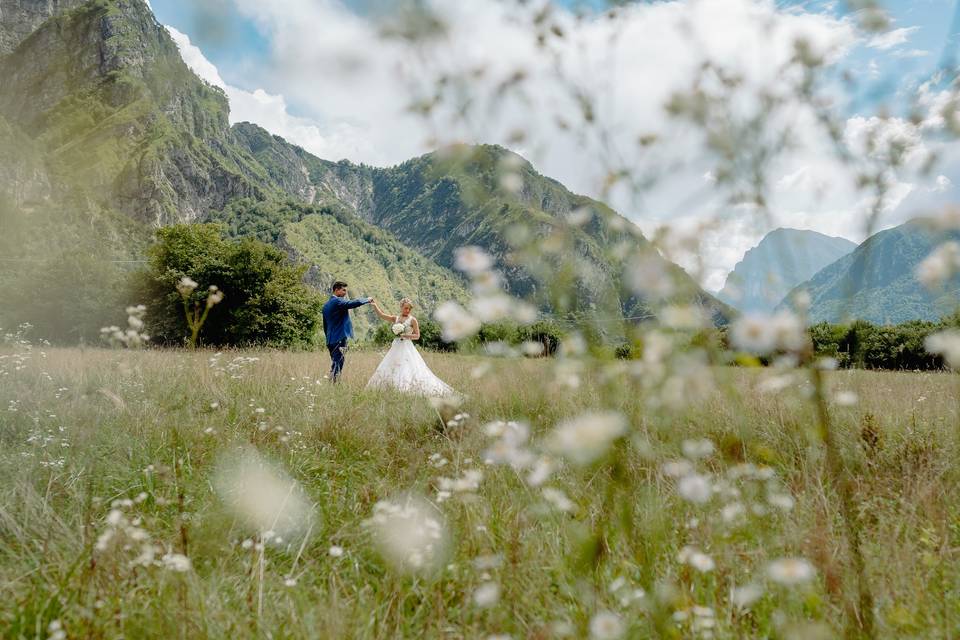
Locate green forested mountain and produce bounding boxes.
[0,0,728,342]
[231,128,731,327]
[782,220,960,324]
[718,228,856,313]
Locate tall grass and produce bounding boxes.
[1,345,958,638]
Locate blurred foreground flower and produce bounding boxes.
[472,581,501,608]
[101,304,149,348]
[454,246,495,274]
[548,411,627,466]
[212,446,314,540]
[915,241,960,289]
[731,311,806,354]
[363,495,448,574]
[434,301,481,342]
[589,610,624,639]
[767,558,816,586]
[925,330,960,368]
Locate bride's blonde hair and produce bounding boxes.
[399,297,414,309]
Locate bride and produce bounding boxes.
[366,298,455,397]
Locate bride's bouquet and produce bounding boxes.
[391,322,405,336]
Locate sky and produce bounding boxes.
[149,0,960,291]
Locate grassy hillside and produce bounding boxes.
[208,198,470,336]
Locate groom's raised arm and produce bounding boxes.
[337,296,373,310]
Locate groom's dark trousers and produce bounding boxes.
[328,338,348,382]
[322,293,372,382]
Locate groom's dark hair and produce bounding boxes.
[332,280,348,292]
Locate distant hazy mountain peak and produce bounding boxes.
[718,228,856,313]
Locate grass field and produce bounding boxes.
[1,344,959,639]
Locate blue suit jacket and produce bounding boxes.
[322,295,371,345]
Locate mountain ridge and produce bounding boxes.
[781,219,960,324]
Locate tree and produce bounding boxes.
[134,224,323,347]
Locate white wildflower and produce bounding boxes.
[541,487,575,512]
[176,276,199,296]
[678,546,715,572]
[660,305,709,330]
[589,610,625,640]
[681,438,714,460]
[731,583,764,608]
[212,446,313,538]
[454,246,494,275]
[767,557,816,585]
[916,241,960,289]
[732,310,806,354]
[926,330,960,368]
[567,207,592,226]
[721,502,746,523]
[329,545,344,557]
[161,552,192,572]
[499,171,524,194]
[625,253,674,300]
[434,301,481,342]
[548,412,627,466]
[473,581,501,608]
[526,457,554,487]
[364,495,448,574]
[730,313,777,353]
[661,460,694,478]
[47,620,66,640]
[677,473,713,504]
[767,492,795,511]
[520,340,545,357]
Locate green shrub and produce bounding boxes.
[809,319,943,370]
[516,320,565,356]
[133,224,323,347]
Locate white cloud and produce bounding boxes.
[868,26,919,50]
[165,25,383,162]
[893,48,931,59]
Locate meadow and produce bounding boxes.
[1,342,959,639]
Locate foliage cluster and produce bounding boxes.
[808,318,957,370]
[134,224,324,347]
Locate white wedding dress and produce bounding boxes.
[366,315,455,397]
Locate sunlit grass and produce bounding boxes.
[1,346,958,638]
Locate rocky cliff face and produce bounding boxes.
[232,121,378,218]
[0,0,274,225]
[0,113,50,207]
[0,0,86,54]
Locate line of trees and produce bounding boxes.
[807,319,955,371]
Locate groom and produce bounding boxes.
[322,280,374,383]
